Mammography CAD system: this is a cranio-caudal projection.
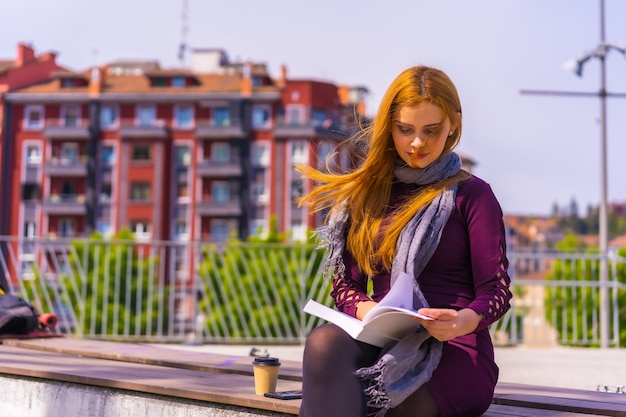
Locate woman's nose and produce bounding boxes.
[410,136,426,148]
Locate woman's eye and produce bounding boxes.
[399,127,412,135]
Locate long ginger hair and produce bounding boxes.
[297,66,469,276]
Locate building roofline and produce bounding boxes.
[4,91,281,103]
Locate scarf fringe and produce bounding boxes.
[355,360,392,411]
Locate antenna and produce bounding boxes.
[178,0,188,64]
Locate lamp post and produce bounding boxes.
[520,0,626,348]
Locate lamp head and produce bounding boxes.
[563,50,594,77]
[562,58,584,76]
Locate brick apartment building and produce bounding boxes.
[0,45,369,281]
[1,43,67,227]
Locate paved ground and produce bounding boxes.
[152,343,626,393]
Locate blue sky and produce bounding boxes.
[3,0,626,216]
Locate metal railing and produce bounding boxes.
[1,236,624,347]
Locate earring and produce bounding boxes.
[448,131,454,136]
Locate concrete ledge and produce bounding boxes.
[0,374,290,417]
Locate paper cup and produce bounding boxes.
[252,356,281,395]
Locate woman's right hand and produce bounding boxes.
[355,300,378,320]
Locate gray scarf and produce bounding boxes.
[317,152,462,416]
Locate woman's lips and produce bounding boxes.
[410,150,428,160]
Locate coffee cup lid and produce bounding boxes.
[252,356,281,366]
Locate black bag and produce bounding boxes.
[0,294,39,335]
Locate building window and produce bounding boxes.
[101,145,115,164]
[25,145,42,165]
[97,221,112,237]
[212,142,230,163]
[100,105,118,129]
[130,182,150,201]
[252,76,263,87]
[130,220,151,240]
[312,109,327,127]
[61,78,76,88]
[291,141,307,164]
[213,107,230,126]
[291,222,307,242]
[211,220,228,241]
[285,105,304,126]
[212,181,229,203]
[100,183,112,202]
[252,105,272,129]
[21,183,40,201]
[291,178,304,200]
[24,105,44,130]
[251,142,269,167]
[58,219,75,238]
[137,105,156,127]
[131,144,151,161]
[23,221,37,238]
[60,143,78,165]
[174,105,194,129]
[317,142,333,169]
[62,104,80,127]
[174,221,188,240]
[177,182,189,201]
[153,77,167,87]
[252,183,267,203]
[20,260,35,279]
[172,77,185,87]
[175,145,190,165]
[249,219,267,237]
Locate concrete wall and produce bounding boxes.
[0,374,290,417]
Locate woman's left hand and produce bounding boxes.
[415,308,482,342]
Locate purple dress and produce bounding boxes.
[331,175,513,416]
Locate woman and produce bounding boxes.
[296,66,512,417]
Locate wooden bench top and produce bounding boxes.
[1,337,303,381]
[0,339,303,415]
[2,337,625,416]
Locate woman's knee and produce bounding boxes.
[303,324,350,362]
[385,385,439,417]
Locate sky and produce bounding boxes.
[2,0,626,216]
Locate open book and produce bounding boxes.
[303,272,433,347]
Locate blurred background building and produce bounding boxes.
[0,43,370,247]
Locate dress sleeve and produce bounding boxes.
[462,179,513,331]
[330,249,371,318]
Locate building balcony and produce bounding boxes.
[43,194,86,215]
[45,157,88,176]
[43,118,91,139]
[39,234,82,251]
[273,118,348,139]
[119,119,168,139]
[195,119,246,139]
[196,159,242,177]
[196,198,242,216]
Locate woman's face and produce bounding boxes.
[391,102,456,169]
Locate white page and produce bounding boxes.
[362,272,434,323]
[303,299,363,339]
[375,271,415,310]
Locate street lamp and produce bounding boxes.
[520,0,626,348]
[562,39,626,350]
[562,42,626,77]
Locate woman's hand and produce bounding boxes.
[355,300,378,321]
[416,308,483,342]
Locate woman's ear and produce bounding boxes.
[450,112,461,134]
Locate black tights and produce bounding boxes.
[299,324,440,417]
